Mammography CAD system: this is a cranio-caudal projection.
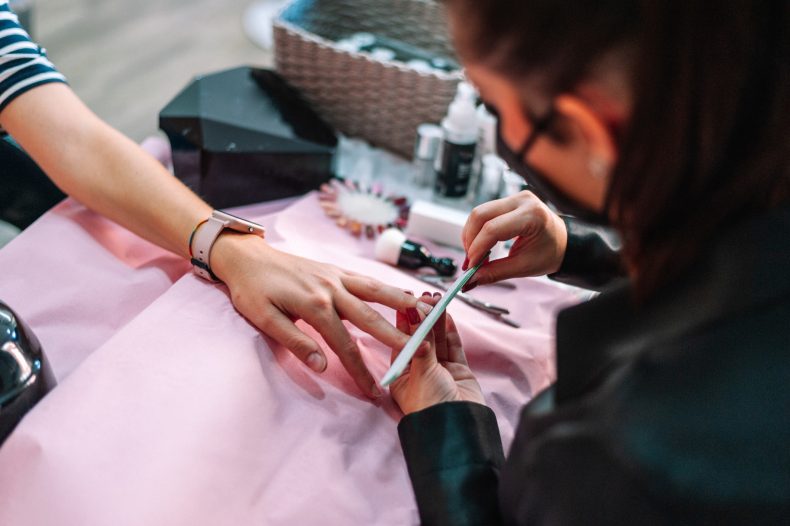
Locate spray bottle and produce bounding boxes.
[434,82,479,200]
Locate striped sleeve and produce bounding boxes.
[0,0,66,113]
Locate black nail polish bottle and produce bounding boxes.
[375,228,457,276]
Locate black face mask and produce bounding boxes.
[489,103,611,226]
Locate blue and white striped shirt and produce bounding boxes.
[0,0,65,113]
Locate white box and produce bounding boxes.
[405,200,469,249]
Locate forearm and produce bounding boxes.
[1,83,210,258]
[399,402,505,525]
[548,215,625,290]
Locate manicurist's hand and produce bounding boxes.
[211,233,431,399]
[461,190,568,291]
[389,293,485,415]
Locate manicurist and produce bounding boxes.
[386,0,790,523]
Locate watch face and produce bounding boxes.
[213,210,265,237]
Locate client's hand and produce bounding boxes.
[389,293,485,415]
[461,190,568,291]
[211,233,430,399]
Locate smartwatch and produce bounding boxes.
[190,210,265,282]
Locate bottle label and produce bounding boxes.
[435,140,476,198]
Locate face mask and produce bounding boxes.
[490,104,611,226]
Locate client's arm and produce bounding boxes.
[0,81,427,398]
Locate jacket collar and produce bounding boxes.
[555,205,790,403]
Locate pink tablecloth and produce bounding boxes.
[0,194,582,525]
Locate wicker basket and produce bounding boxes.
[273,0,463,159]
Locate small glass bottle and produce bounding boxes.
[412,123,443,188]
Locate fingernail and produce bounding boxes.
[462,256,469,271]
[433,292,441,299]
[407,307,421,324]
[416,301,432,315]
[462,277,479,292]
[306,352,326,372]
[371,384,383,398]
[422,291,432,297]
[404,290,414,296]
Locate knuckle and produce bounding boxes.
[518,189,534,201]
[336,339,360,360]
[480,221,497,237]
[535,203,550,223]
[359,305,382,326]
[366,279,383,295]
[469,206,483,223]
[358,278,382,296]
[307,293,334,313]
[315,273,338,290]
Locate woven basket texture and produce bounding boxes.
[274,0,463,159]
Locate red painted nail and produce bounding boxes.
[422,291,432,297]
[406,308,421,325]
[462,277,479,292]
[462,256,469,271]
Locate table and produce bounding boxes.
[0,191,583,525]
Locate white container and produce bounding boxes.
[406,200,469,248]
[434,82,479,199]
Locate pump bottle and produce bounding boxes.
[434,82,479,200]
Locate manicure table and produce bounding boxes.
[0,190,584,525]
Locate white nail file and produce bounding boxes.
[381,258,486,387]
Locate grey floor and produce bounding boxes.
[32,0,273,142]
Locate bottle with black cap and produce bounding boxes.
[374,228,457,277]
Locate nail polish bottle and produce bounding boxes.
[374,228,457,276]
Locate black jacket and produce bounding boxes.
[398,207,790,525]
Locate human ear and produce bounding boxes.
[553,94,618,179]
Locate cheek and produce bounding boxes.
[530,144,611,212]
[498,112,531,151]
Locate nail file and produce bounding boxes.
[381,257,487,387]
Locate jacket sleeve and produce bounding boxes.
[398,401,506,526]
[548,216,625,291]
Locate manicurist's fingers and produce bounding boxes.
[462,197,520,259]
[430,293,450,362]
[406,297,436,372]
[444,313,468,365]
[465,208,527,270]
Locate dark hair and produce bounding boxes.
[446,0,790,297]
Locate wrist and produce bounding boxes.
[548,212,568,274]
[209,231,275,284]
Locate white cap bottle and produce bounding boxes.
[434,82,480,199]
